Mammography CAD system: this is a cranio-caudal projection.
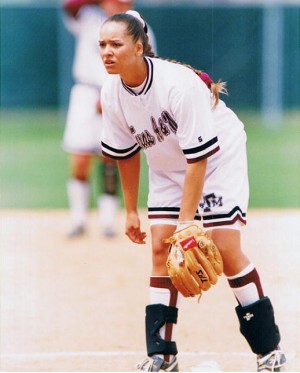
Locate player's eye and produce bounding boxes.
[98,41,105,48]
[112,42,122,48]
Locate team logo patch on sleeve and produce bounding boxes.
[180,236,198,251]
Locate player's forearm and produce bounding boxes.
[118,152,141,214]
[179,159,207,222]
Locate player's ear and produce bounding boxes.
[135,41,144,56]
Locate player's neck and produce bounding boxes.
[121,58,148,88]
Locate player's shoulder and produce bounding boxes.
[152,58,191,73]
[151,58,199,87]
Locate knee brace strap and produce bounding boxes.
[102,163,118,195]
[146,304,178,357]
[236,296,281,355]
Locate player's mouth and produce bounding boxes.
[104,60,115,68]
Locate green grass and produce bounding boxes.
[0,109,148,209]
[0,110,68,208]
[0,109,299,209]
[239,110,300,208]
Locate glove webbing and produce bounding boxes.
[146,304,178,356]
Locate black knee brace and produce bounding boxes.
[102,163,118,195]
[236,296,281,355]
[145,304,178,357]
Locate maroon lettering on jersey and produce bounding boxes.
[151,116,165,142]
[161,111,177,133]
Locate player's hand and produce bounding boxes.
[96,99,102,114]
[63,0,98,18]
[125,212,147,244]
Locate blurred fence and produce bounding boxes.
[1,1,299,111]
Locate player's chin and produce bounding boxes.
[104,63,119,74]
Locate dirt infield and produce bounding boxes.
[0,209,299,372]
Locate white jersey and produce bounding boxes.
[101,57,249,228]
[62,7,158,155]
[101,58,220,171]
[64,5,108,87]
[62,6,106,155]
[102,58,243,171]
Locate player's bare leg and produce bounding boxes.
[209,228,286,372]
[67,153,92,238]
[151,225,176,276]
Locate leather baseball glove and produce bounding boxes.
[164,225,223,298]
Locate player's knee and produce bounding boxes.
[70,155,90,181]
[210,230,249,275]
[72,170,89,182]
[152,243,169,274]
[151,225,176,274]
[152,233,169,257]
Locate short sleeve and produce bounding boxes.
[101,84,141,160]
[172,77,220,163]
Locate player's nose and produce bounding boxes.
[101,44,113,56]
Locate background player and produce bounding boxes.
[98,11,286,372]
[62,0,156,238]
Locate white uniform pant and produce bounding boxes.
[147,132,249,230]
[62,83,102,155]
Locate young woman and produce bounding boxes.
[62,0,156,238]
[98,10,286,372]
[62,0,131,238]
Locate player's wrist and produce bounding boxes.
[176,220,194,231]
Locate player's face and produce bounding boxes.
[99,21,143,76]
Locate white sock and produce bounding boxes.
[98,194,119,230]
[231,283,260,307]
[227,263,260,307]
[67,179,89,227]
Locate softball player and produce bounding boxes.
[62,0,137,238]
[98,11,286,372]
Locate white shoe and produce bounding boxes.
[257,347,286,371]
[67,225,85,238]
[137,355,179,372]
[103,226,117,238]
